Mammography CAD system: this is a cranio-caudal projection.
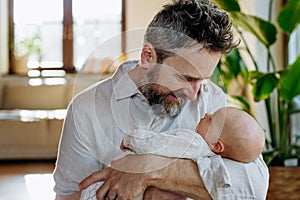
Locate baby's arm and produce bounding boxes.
[121,129,213,160]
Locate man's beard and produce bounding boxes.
[140,83,185,118]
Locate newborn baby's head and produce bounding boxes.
[196,107,265,162]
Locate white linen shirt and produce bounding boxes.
[53,60,269,199]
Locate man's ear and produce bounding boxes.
[211,140,224,154]
[141,42,157,65]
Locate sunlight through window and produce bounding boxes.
[12,0,122,73]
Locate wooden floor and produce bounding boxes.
[0,162,299,200]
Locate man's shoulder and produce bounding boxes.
[71,60,139,104]
[72,78,112,103]
[69,60,139,114]
[72,59,138,96]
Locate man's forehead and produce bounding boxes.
[159,61,205,80]
[167,54,213,77]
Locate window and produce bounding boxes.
[9,0,124,76]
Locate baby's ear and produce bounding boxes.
[211,140,224,154]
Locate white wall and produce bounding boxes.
[0,0,9,74]
[125,0,171,60]
[126,0,171,30]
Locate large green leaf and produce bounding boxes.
[280,56,300,101]
[211,63,225,89]
[229,12,277,47]
[225,49,241,77]
[224,49,248,83]
[211,0,240,12]
[249,70,264,80]
[252,73,279,101]
[277,0,300,34]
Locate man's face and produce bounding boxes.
[161,43,221,100]
[141,42,221,117]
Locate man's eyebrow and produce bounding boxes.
[183,75,201,80]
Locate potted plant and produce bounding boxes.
[13,33,42,74]
[212,0,300,166]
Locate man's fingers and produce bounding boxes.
[78,169,107,190]
[96,180,111,200]
[103,187,117,200]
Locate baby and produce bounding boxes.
[121,106,265,163]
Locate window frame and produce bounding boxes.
[8,0,126,75]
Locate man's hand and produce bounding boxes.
[78,154,173,200]
[79,166,148,200]
[144,187,186,200]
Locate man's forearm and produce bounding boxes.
[147,158,211,200]
[78,154,211,200]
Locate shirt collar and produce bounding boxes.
[113,60,141,100]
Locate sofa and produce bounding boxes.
[0,74,110,159]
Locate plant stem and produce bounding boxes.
[268,0,273,23]
[265,97,277,149]
[266,0,273,72]
[236,28,259,71]
[278,95,290,159]
[267,48,276,72]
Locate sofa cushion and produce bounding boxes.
[2,84,67,110]
[0,119,48,147]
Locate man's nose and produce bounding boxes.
[183,82,201,101]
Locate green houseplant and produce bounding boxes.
[212,0,300,165]
[14,33,42,60]
[13,33,42,74]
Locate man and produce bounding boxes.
[53,0,269,199]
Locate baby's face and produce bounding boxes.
[196,113,211,139]
[196,111,225,146]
